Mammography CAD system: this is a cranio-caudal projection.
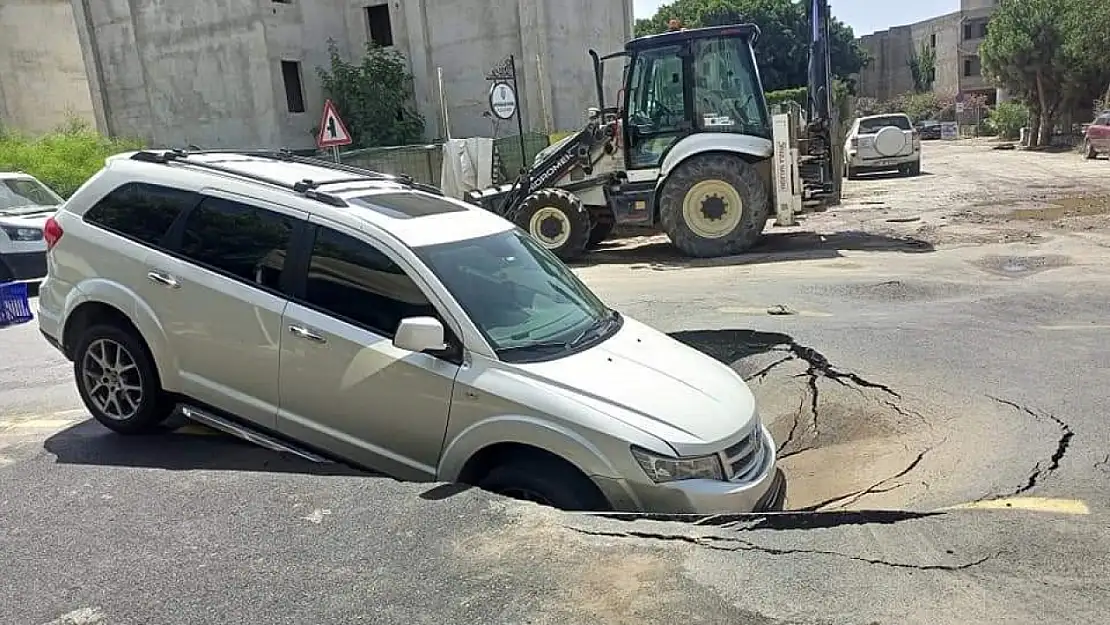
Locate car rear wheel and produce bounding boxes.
[659,153,770,258]
[74,324,174,435]
[1084,139,1098,160]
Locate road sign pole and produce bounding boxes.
[332,146,340,164]
[510,54,527,174]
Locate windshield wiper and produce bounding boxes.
[495,341,572,358]
[568,310,620,349]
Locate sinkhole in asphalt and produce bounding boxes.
[668,329,1074,515]
[668,329,935,513]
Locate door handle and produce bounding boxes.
[289,325,327,344]
[146,270,180,289]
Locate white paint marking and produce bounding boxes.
[41,607,107,625]
[5,419,80,429]
[1037,324,1110,331]
[302,508,332,524]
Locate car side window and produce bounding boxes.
[301,226,436,337]
[83,182,198,247]
[177,196,295,291]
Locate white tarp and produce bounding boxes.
[439,138,494,200]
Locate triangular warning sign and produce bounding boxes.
[316,99,352,148]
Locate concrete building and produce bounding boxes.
[0,0,96,134]
[58,0,633,150]
[857,0,1000,104]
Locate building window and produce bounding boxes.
[366,4,393,47]
[963,56,981,77]
[280,60,306,113]
[930,33,936,48]
[963,19,989,40]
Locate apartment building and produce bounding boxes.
[856,0,1001,104]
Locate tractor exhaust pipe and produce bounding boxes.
[588,49,606,112]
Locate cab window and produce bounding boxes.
[692,37,770,138]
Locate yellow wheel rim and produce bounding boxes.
[681,179,743,239]
[528,207,571,248]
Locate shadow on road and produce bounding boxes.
[575,229,933,269]
[43,418,368,477]
[851,170,934,181]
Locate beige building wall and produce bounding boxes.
[0,0,95,135]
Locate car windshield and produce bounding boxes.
[414,229,614,362]
[859,116,912,133]
[0,177,62,214]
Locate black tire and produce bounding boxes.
[509,188,591,261]
[477,453,609,512]
[1084,139,1097,160]
[903,160,921,176]
[659,153,770,258]
[73,324,174,435]
[586,205,615,248]
[846,166,859,180]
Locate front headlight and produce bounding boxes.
[631,446,725,483]
[0,225,43,242]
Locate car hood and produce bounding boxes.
[0,210,54,227]
[515,316,758,456]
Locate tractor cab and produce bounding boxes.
[591,24,772,172]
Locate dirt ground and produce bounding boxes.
[595,138,1110,261]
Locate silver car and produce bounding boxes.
[37,149,783,513]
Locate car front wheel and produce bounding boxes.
[74,324,174,434]
[477,453,609,511]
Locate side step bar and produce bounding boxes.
[179,405,333,464]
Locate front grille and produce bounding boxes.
[721,427,766,482]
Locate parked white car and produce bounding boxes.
[844,113,922,179]
[38,149,784,514]
[0,172,64,282]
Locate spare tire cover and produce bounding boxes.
[874,126,907,157]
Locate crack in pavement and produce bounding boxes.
[988,396,1074,496]
[592,509,943,530]
[567,526,997,571]
[744,338,928,455]
[1096,455,1110,476]
[794,441,943,512]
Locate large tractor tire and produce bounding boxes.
[586,205,615,249]
[510,188,592,261]
[659,153,770,258]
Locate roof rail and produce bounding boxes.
[151,147,444,196]
[130,149,348,207]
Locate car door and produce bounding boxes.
[149,190,306,429]
[1094,115,1110,151]
[276,217,461,481]
[624,43,690,170]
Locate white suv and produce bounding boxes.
[844,113,922,179]
[37,149,783,513]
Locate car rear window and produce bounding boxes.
[348,192,467,220]
[859,116,912,132]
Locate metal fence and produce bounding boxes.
[335,132,552,188]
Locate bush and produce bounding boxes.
[766,87,807,112]
[989,101,1030,140]
[0,119,143,198]
[317,39,424,148]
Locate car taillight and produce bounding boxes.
[850,137,859,148]
[43,216,63,250]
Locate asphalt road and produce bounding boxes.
[3,142,1110,624]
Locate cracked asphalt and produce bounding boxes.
[3,141,1110,624]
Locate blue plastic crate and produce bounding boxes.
[0,281,33,327]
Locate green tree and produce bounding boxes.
[981,0,1110,147]
[634,0,868,93]
[908,42,936,93]
[316,40,425,148]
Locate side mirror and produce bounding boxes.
[393,317,447,353]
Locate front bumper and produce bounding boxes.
[0,251,48,281]
[599,425,784,514]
